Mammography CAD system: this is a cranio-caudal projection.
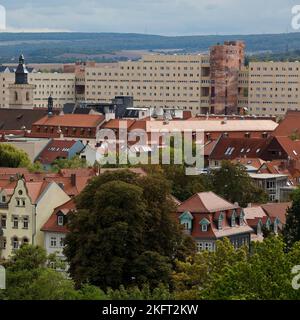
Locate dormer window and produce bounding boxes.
[200,218,210,232]
[274,218,279,234]
[266,218,271,231]
[1,196,6,203]
[57,215,64,226]
[231,210,236,227]
[257,220,263,235]
[218,213,224,230]
[179,211,193,233]
[239,210,245,226]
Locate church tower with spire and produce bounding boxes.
[8,54,36,109]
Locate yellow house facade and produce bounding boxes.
[0,178,70,259]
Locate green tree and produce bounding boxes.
[173,237,300,300]
[283,188,300,249]
[51,156,87,172]
[162,164,208,201]
[0,144,31,168]
[64,170,195,290]
[209,161,268,207]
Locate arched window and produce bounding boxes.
[15,91,18,101]
[22,237,29,245]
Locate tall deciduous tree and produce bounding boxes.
[64,170,195,290]
[209,161,268,207]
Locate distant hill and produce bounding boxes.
[0,32,299,63]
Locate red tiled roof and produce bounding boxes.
[177,191,239,213]
[261,202,292,225]
[209,137,270,160]
[274,136,300,161]
[33,114,104,127]
[41,199,75,233]
[102,119,136,130]
[273,111,300,137]
[37,140,81,165]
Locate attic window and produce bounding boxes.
[293,150,298,156]
[256,149,261,153]
[241,148,245,153]
[225,147,235,156]
[246,148,251,153]
[57,215,64,226]
[218,213,224,230]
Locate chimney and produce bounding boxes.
[71,173,76,187]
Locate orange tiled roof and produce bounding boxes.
[41,199,75,233]
[33,114,104,127]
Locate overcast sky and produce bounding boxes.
[0,0,299,35]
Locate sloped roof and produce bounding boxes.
[273,111,300,137]
[33,114,104,127]
[210,137,270,160]
[261,202,292,225]
[274,136,300,161]
[41,199,75,233]
[37,140,82,165]
[0,109,49,131]
[177,191,239,213]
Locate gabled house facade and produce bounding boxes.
[0,178,70,259]
[177,192,253,252]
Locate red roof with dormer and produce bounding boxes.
[41,199,75,233]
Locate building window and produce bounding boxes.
[60,237,65,248]
[257,221,262,235]
[1,215,6,229]
[57,216,64,226]
[1,238,6,250]
[13,216,18,229]
[23,217,29,229]
[12,237,19,249]
[1,195,6,203]
[218,213,224,230]
[50,237,57,247]
[239,211,245,226]
[22,238,29,245]
[202,224,208,232]
[197,241,213,252]
[231,210,236,227]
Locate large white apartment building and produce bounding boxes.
[0,41,246,115]
[248,61,300,117]
[0,71,76,109]
[84,54,211,113]
[3,43,300,117]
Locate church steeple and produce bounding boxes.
[15,54,29,85]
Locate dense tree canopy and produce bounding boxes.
[208,161,268,207]
[283,188,300,249]
[173,237,300,300]
[0,143,31,168]
[64,170,195,290]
